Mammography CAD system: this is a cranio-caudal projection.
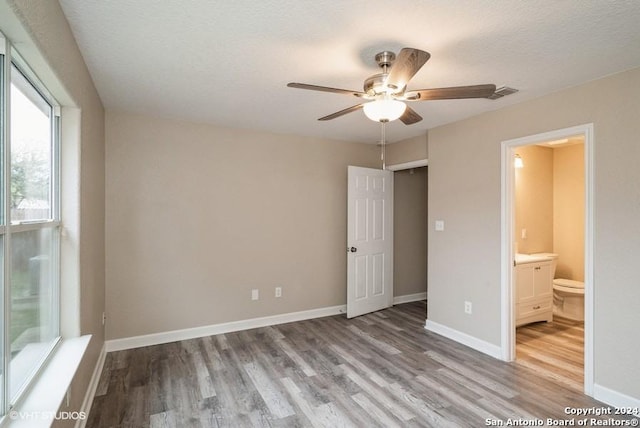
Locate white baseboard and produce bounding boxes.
[593,383,640,409]
[75,343,106,428]
[106,304,347,352]
[424,319,502,359]
[106,295,425,353]
[393,292,426,305]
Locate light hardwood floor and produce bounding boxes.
[516,316,585,392]
[87,302,635,427]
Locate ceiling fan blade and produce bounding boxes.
[287,82,366,98]
[404,84,497,101]
[385,48,430,93]
[318,104,364,121]
[399,106,423,125]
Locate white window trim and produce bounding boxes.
[7,49,62,411]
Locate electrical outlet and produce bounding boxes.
[251,289,259,301]
[464,301,472,314]
[275,287,282,298]
[435,220,445,231]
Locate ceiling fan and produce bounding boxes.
[287,48,496,125]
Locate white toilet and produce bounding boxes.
[530,253,585,321]
[552,278,585,320]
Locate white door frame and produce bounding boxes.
[500,123,594,396]
[386,159,428,171]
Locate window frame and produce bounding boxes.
[0,34,62,417]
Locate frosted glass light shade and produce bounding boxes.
[363,98,406,122]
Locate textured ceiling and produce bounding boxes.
[58,0,640,144]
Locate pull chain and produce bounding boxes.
[380,120,387,170]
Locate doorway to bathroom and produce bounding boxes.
[500,124,594,396]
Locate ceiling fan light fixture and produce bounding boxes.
[288,47,494,126]
[363,97,407,122]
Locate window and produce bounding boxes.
[0,34,61,417]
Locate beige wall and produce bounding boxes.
[554,143,584,281]
[105,111,379,339]
[428,66,640,399]
[386,133,428,166]
[393,167,428,297]
[514,145,554,254]
[4,0,106,425]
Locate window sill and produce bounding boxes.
[8,338,60,401]
[3,335,91,427]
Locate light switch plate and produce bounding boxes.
[464,301,472,314]
[435,220,445,231]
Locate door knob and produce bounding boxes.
[349,247,357,253]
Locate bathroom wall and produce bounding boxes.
[553,143,585,281]
[514,142,584,280]
[514,145,554,254]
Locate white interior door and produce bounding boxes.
[347,166,393,318]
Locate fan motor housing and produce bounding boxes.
[364,73,400,96]
[365,51,403,96]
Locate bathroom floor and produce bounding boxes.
[515,316,584,392]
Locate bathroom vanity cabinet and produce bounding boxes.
[515,259,553,327]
